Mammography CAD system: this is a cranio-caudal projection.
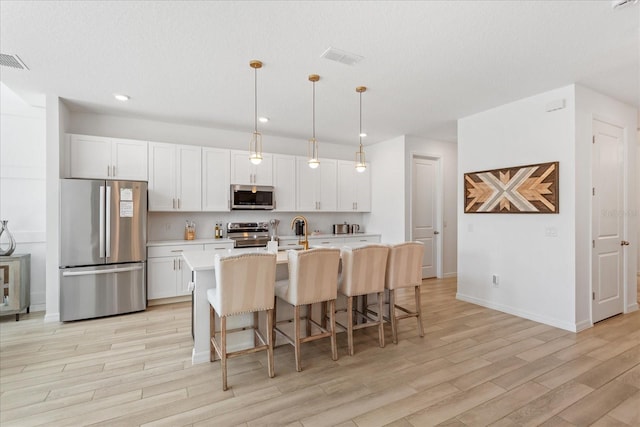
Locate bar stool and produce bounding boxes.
[385,242,425,344]
[274,248,341,372]
[207,252,277,391]
[337,244,389,356]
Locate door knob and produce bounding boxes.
[621,240,630,246]
[433,231,440,235]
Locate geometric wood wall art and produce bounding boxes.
[464,161,559,213]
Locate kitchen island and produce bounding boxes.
[183,234,381,365]
[182,248,289,364]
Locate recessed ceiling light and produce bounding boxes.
[359,132,367,138]
[113,93,130,102]
[258,117,269,123]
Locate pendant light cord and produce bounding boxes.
[254,67,258,133]
[359,90,363,148]
[312,80,316,139]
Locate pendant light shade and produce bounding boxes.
[249,60,263,165]
[355,86,367,173]
[307,74,320,169]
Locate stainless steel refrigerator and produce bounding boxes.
[59,179,147,321]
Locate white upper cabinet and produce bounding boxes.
[230,150,273,185]
[202,147,231,211]
[148,142,201,211]
[272,154,296,211]
[296,157,337,212]
[337,160,371,212]
[68,134,148,181]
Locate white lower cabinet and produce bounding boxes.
[147,244,205,299]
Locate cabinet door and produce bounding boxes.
[202,148,230,211]
[230,150,253,185]
[148,142,177,211]
[147,257,178,299]
[177,258,192,296]
[317,158,337,211]
[230,150,273,185]
[253,153,273,185]
[176,145,202,211]
[112,139,148,181]
[337,160,355,211]
[273,154,296,211]
[68,135,111,179]
[354,163,371,212]
[296,157,318,211]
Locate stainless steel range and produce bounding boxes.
[227,222,270,248]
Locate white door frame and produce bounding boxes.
[409,152,444,278]
[590,115,632,324]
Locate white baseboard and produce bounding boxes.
[456,292,579,332]
[442,272,457,278]
[192,349,209,365]
[626,302,639,313]
[574,319,592,332]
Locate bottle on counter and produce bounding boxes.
[214,222,220,239]
[185,221,196,240]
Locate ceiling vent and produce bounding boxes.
[611,0,638,8]
[321,47,364,66]
[0,54,29,70]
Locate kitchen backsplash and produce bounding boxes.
[148,211,367,241]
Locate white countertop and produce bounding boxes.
[147,238,234,247]
[278,232,380,239]
[182,248,289,271]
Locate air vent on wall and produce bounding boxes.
[320,47,364,66]
[0,54,29,70]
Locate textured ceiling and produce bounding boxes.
[0,1,638,145]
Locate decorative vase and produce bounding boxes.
[0,220,17,256]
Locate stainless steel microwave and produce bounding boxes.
[230,185,275,210]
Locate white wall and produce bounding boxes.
[405,136,458,277]
[0,83,47,311]
[363,136,406,244]
[458,85,578,331]
[575,85,638,320]
[68,112,356,160]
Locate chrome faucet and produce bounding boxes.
[290,215,309,250]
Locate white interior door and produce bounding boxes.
[592,119,625,323]
[412,156,439,278]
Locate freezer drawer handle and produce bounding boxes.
[62,265,144,277]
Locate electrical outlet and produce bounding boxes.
[492,274,499,287]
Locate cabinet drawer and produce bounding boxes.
[309,237,343,247]
[148,244,204,258]
[343,235,380,244]
[204,242,234,251]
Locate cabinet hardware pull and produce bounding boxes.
[173,259,176,270]
[112,165,116,176]
[170,249,183,252]
[178,198,181,209]
[107,165,110,176]
[172,199,176,209]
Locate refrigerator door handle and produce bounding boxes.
[99,185,106,258]
[106,184,112,258]
[62,265,144,277]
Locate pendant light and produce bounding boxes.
[307,74,320,169]
[355,86,367,173]
[249,60,263,165]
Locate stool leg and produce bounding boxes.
[306,304,312,337]
[294,305,302,372]
[329,299,338,361]
[320,301,327,329]
[254,312,259,347]
[267,308,275,378]
[415,285,425,338]
[347,296,354,356]
[221,316,228,391]
[378,291,385,348]
[390,289,398,344]
[209,305,216,362]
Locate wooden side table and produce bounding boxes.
[0,254,31,321]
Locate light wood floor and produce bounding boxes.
[1,277,638,427]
